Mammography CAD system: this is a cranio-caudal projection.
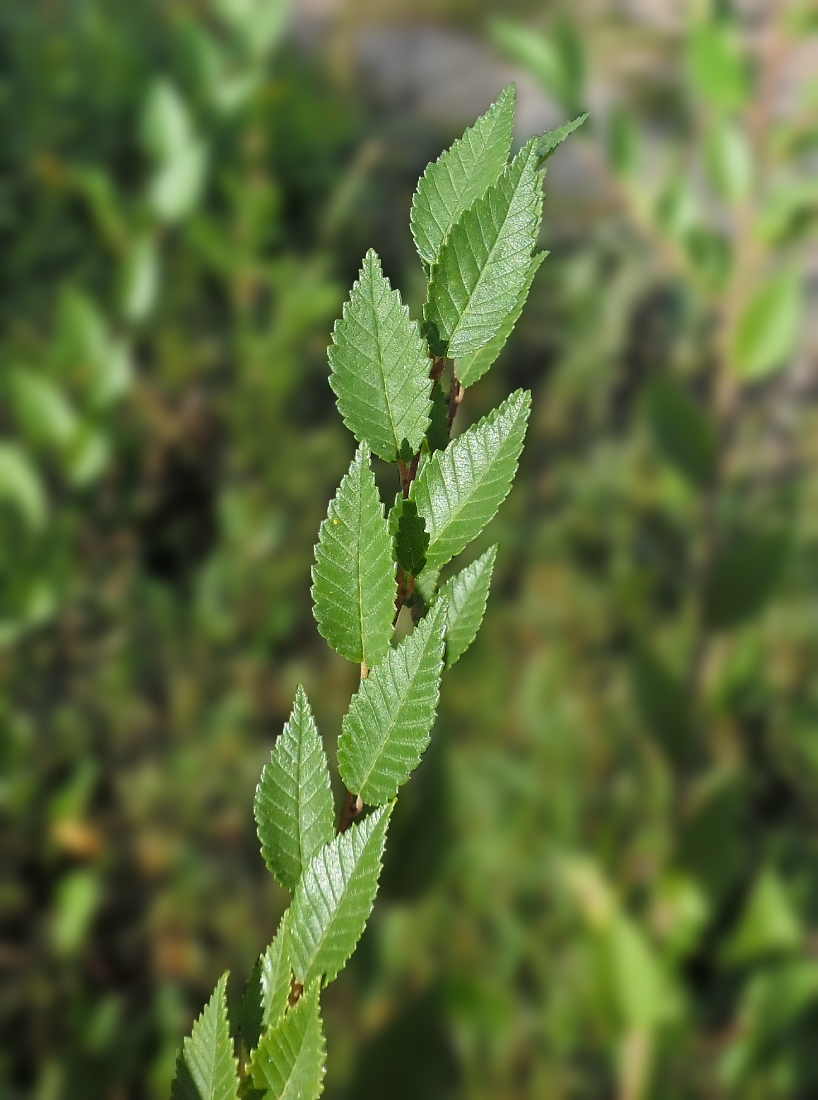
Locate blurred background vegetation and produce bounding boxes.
[1,1,817,1097]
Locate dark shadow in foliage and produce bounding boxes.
[704,531,789,631]
[379,733,451,903]
[335,985,459,1100]
[643,374,718,490]
[632,641,699,767]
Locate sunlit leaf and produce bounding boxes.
[311,445,396,666]
[255,687,335,892]
[338,600,446,804]
[410,85,516,267]
[289,805,392,988]
[171,973,239,1100]
[438,545,497,669]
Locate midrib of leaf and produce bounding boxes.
[366,272,402,453]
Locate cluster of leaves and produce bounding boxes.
[170,85,583,1098]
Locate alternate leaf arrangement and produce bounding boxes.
[170,85,584,1099]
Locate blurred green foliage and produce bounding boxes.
[1,1,817,1098]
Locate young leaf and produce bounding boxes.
[255,687,335,893]
[249,983,326,1100]
[410,389,531,572]
[311,446,396,666]
[456,252,546,387]
[289,805,392,988]
[410,84,516,267]
[389,496,430,577]
[338,600,446,805]
[535,113,589,163]
[171,972,239,1100]
[424,139,543,359]
[438,545,498,669]
[328,250,432,462]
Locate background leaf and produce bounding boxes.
[732,270,803,379]
[424,141,543,359]
[410,84,516,267]
[289,805,391,988]
[254,686,335,893]
[704,532,789,630]
[410,389,531,572]
[171,973,239,1100]
[311,446,396,666]
[338,600,446,804]
[643,375,718,489]
[328,249,432,461]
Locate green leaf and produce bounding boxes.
[535,113,588,163]
[425,384,450,453]
[0,443,47,532]
[141,80,195,162]
[705,119,753,204]
[311,446,396,666]
[724,869,802,965]
[255,687,335,893]
[328,250,433,462]
[424,140,543,359]
[688,23,750,113]
[643,375,718,489]
[410,85,516,267]
[249,983,326,1100]
[489,20,585,115]
[456,253,546,387]
[9,370,79,449]
[732,270,803,380]
[410,389,531,572]
[704,532,788,630]
[148,141,208,224]
[438,545,497,669]
[338,600,446,804]
[171,973,239,1100]
[607,105,641,177]
[389,496,430,577]
[260,921,293,1031]
[289,805,392,988]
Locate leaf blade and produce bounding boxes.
[328,250,432,461]
[410,85,516,267]
[439,545,498,668]
[255,687,335,893]
[311,446,396,666]
[338,600,446,804]
[249,983,326,1100]
[410,389,531,572]
[456,252,546,387]
[289,805,392,988]
[171,973,239,1100]
[424,141,543,359]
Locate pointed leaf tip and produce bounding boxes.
[171,972,239,1100]
[328,251,432,461]
[255,686,335,892]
